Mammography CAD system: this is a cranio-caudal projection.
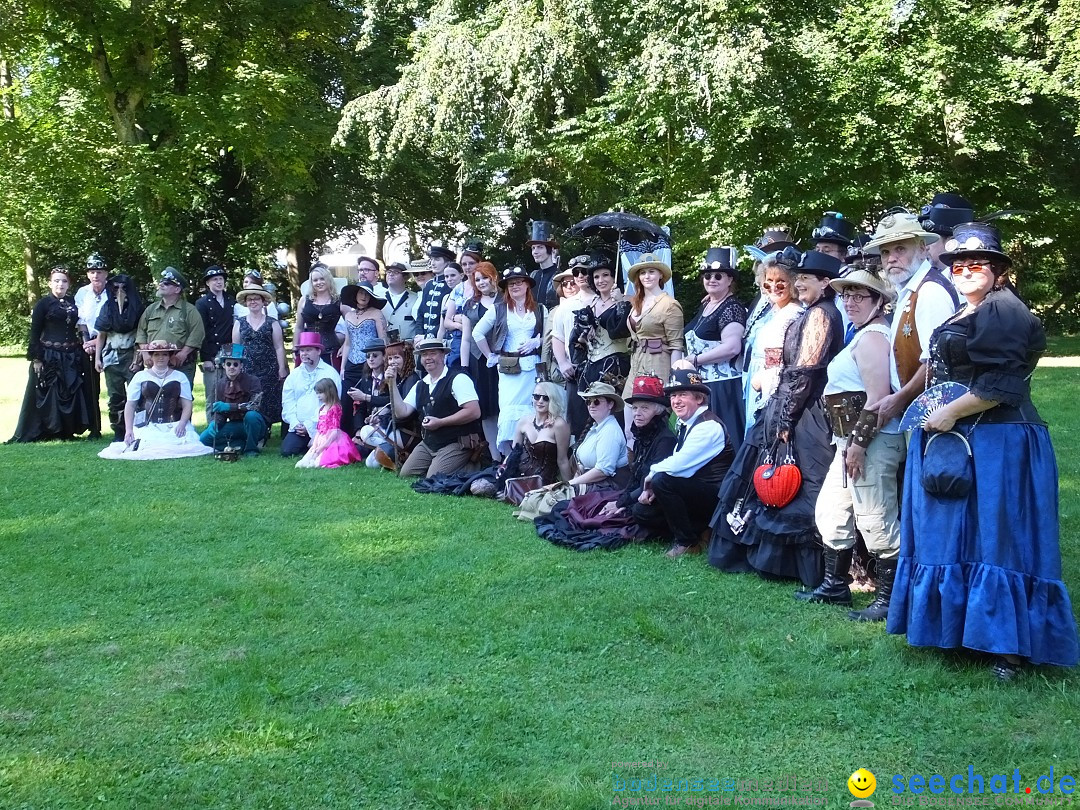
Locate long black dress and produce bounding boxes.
[237,317,283,424]
[684,296,748,453]
[707,296,843,586]
[9,294,95,442]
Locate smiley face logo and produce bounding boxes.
[848,769,876,799]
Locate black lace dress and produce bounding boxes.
[238,317,283,424]
[684,296,748,452]
[708,296,843,586]
[299,297,341,369]
[9,294,95,442]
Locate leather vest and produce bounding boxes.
[893,268,959,387]
[682,411,733,486]
[415,367,480,450]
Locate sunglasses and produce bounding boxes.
[702,272,728,281]
[561,278,577,287]
[223,360,242,367]
[532,393,550,401]
[951,260,991,276]
[762,280,789,290]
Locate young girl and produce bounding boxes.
[295,378,362,469]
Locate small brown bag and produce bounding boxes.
[504,475,544,506]
[497,355,522,375]
[643,338,665,355]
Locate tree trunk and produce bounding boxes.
[0,58,13,121]
[22,216,38,307]
[374,214,386,263]
[286,240,312,306]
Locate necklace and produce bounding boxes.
[533,418,550,432]
[149,366,170,380]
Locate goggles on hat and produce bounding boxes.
[86,258,107,270]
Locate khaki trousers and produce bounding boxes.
[399,439,472,478]
[815,433,905,560]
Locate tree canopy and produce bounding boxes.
[2,0,1079,340]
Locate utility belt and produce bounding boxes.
[631,338,668,355]
[500,350,541,358]
[823,391,868,439]
[41,340,80,350]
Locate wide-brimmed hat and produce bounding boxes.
[579,381,624,412]
[625,375,670,406]
[428,243,455,263]
[342,281,387,310]
[938,222,1012,268]
[159,266,186,287]
[812,212,855,247]
[864,212,939,254]
[216,343,247,363]
[236,285,272,305]
[415,337,452,354]
[460,241,485,261]
[404,260,432,274]
[294,332,323,350]
[628,253,672,285]
[663,368,711,397]
[203,264,226,281]
[830,268,897,303]
[553,268,576,284]
[499,266,535,290]
[796,250,844,279]
[362,337,387,353]
[700,246,738,275]
[526,220,559,248]
[754,228,797,253]
[144,340,180,353]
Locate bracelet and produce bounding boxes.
[849,409,879,448]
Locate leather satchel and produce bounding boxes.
[504,475,544,506]
[497,354,522,375]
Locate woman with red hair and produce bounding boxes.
[461,261,502,457]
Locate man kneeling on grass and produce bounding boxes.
[387,337,482,478]
[632,369,734,558]
[199,343,267,457]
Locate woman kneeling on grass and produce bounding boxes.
[98,341,213,460]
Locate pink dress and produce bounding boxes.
[295,403,362,468]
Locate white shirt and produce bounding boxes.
[75,284,109,337]
[552,294,590,347]
[404,366,479,410]
[888,260,957,392]
[649,406,726,479]
[574,414,627,476]
[282,361,341,435]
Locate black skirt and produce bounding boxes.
[9,348,95,442]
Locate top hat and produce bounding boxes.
[919,206,975,237]
[460,241,485,261]
[216,343,247,363]
[938,222,1012,268]
[811,212,856,247]
[864,212,939,253]
[526,220,559,248]
[625,375,670,406]
[342,281,387,310]
[236,285,273,305]
[754,228,797,253]
[86,252,108,270]
[500,266,535,290]
[796,250,844,279]
[628,253,672,285]
[663,368,711,397]
[384,328,406,349]
[159,267,186,287]
[830,267,897,303]
[203,264,226,281]
[294,332,324,350]
[428,243,456,263]
[144,340,180,353]
[415,337,452,354]
[700,246,738,275]
[923,192,972,212]
[578,381,624,412]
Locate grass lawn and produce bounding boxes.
[0,358,1078,809]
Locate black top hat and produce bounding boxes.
[920,206,975,237]
[589,247,615,269]
[526,220,559,247]
[203,264,226,281]
[811,212,855,247]
[499,266,535,290]
[663,368,711,397]
[938,222,1012,268]
[342,282,387,309]
[754,228,797,253]
[428,243,456,262]
[775,245,803,271]
[86,252,108,270]
[700,246,738,275]
[460,241,485,261]
[796,249,844,279]
[160,266,187,287]
[384,328,405,348]
[924,192,972,211]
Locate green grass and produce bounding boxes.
[0,360,1078,808]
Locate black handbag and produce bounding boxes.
[921,429,973,498]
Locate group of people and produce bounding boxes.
[9,197,1078,679]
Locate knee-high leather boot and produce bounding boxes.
[848,557,897,622]
[794,548,853,605]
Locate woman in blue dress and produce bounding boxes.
[338,282,387,440]
[887,223,1078,679]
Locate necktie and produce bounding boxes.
[676,422,688,450]
[844,322,857,346]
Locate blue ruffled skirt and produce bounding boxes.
[887,424,1079,667]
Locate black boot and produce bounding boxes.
[794,548,853,605]
[848,557,897,622]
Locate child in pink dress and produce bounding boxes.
[295,378,363,468]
